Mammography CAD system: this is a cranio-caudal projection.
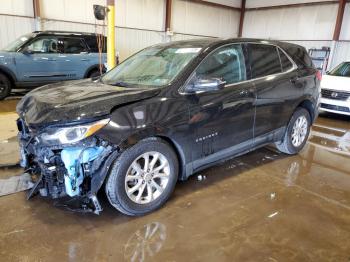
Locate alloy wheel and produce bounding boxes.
[125,151,170,204]
[291,115,308,147]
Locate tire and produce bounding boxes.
[275,107,311,155]
[88,69,101,78]
[106,138,178,216]
[0,73,12,100]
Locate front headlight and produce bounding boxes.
[39,118,109,145]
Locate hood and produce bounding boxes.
[17,79,161,127]
[321,74,350,92]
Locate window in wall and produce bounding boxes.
[248,44,282,78]
[195,44,247,85]
[278,48,294,72]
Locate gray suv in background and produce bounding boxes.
[0,31,106,99]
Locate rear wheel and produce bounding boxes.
[275,108,311,155]
[0,73,12,100]
[88,69,101,78]
[106,138,178,216]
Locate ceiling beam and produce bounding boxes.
[238,0,246,37]
[32,0,41,18]
[333,0,346,41]
[165,0,172,32]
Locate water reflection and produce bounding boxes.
[124,222,166,262]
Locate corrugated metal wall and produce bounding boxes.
[0,0,35,49]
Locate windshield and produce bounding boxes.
[3,33,33,52]
[101,45,202,87]
[328,62,350,77]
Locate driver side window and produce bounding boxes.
[195,44,247,86]
[26,37,62,53]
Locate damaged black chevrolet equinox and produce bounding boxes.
[17,39,320,216]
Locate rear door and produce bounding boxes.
[247,43,299,144]
[186,43,256,171]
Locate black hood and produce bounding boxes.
[16,79,161,127]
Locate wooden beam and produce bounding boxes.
[189,0,241,11]
[33,0,41,18]
[165,0,172,31]
[245,1,339,11]
[333,0,346,41]
[238,0,246,37]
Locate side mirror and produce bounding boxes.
[187,78,226,93]
[22,46,33,55]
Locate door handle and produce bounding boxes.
[81,58,90,61]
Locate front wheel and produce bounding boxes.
[275,108,311,155]
[0,73,12,100]
[106,138,178,216]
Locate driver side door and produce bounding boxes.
[186,43,256,171]
[15,36,65,83]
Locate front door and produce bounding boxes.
[185,44,256,171]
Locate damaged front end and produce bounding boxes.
[17,117,118,214]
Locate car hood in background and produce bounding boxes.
[16,79,161,127]
[321,74,350,92]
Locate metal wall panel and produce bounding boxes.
[246,0,336,8]
[331,42,350,69]
[340,3,350,40]
[243,4,338,40]
[116,0,165,31]
[172,0,240,38]
[0,16,35,49]
[207,0,241,8]
[0,0,33,17]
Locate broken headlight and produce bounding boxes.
[39,118,109,145]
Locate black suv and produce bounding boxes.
[17,38,320,216]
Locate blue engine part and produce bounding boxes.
[61,146,104,197]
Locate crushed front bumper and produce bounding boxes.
[17,118,119,214]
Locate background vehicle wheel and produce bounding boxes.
[275,107,311,155]
[106,138,178,216]
[0,73,12,100]
[88,69,101,78]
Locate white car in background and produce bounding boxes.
[320,62,350,116]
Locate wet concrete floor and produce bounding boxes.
[0,98,349,261]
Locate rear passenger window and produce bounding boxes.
[248,44,282,78]
[195,44,247,85]
[62,38,86,54]
[278,48,293,71]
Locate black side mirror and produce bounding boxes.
[187,78,226,93]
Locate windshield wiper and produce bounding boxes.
[110,81,130,87]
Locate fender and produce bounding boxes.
[0,65,17,83]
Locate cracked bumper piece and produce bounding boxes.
[17,118,117,214]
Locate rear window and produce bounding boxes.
[284,45,313,69]
[84,35,106,53]
[278,48,293,72]
[248,44,282,78]
[328,62,350,77]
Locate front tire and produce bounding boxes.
[0,73,12,100]
[275,108,311,155]
[106,138,178,216]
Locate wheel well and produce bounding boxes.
[85,66,99,78]
[155,135,186,180]
[0,68,14,87]
[297,100,315,122]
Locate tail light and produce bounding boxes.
[316,70,322,81]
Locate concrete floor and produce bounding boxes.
[0,98,349,261]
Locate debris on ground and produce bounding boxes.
[0,173,33,197]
